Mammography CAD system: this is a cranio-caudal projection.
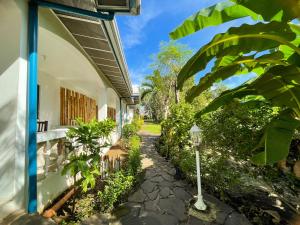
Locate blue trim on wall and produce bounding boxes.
[37,0,114,20]
[27,1,38,213]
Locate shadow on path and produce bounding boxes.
[81,134,251,225]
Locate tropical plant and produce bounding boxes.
[62,118,116,192]
[141,42,193,121]
[122,123,138,140]
[131,114,144,130]
[198,100,278,159]
[98,171,134,212]
[127,135,142,176]
[160,103,195,161]
[170,0,300,165]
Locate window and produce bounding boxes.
[107,107,116,121]
[60,87,98,125]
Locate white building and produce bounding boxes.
[0,0,139,220]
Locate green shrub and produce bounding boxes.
[198,100,277,159]
[159,103,195,161]
[132,115,144,130]
[63,118,116,192]
[98,171,134,212]
[178,147,196,183]
[122,124,138,140]
[127,135,142,176]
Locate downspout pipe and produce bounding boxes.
[27,0,39,214]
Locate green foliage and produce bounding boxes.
[160,103,195,162]
[62,118,116,192]
[171,0,300,164]
[198,100,277,159]
[177,147,196,183]
[131,115,144,130]
[139,122,161,135]
[141,41,193,121]
[122,124,138,140]
[177,22,297,89]
[98,171,134,212]
[127,135,142,176]
[170,0,299,40]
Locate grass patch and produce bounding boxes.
[140,122,161,135]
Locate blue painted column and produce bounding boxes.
[27,0,38,213]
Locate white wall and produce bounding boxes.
[35,8,126,212]
[38,71,60,129]
[0,2,131,218]
[0,0,28,219]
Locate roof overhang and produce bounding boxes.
[96,0,141,15]
[44,0,141,15]
[44,0,137,100]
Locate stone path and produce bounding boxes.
[82,134,251,225]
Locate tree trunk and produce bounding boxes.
[175,81,180,104]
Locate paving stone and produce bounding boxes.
[139,212,178,225]
[141,180,157,193]
[161,173,174,182]
[224,212,252,225]
[159,187,171,198]
[80,214,109,225]
[188,216,218,225]
[144,196,160,212]
[159,180,173,188]
[128,189,147,203]
[147,189,160,200]
[174,187,192,201]
[158,198,187,222]
[145,170,156,179]
[150,175,164,183]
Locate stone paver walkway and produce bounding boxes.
[82,134,251,225]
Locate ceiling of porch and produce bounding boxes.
[46,0,134,99]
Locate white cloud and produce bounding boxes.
[120,1,163,49]
[119,0,221,49]
[129,65,150,84]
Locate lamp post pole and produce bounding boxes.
[190,124,207,211]
[194,147,207,211]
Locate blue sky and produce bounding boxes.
[116,0,254,88]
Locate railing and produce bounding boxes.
[37,128,123,182]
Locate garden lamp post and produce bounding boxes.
[190,124,207,211]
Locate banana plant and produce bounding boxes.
[170,0,300,165]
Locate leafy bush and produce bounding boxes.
[122,123,138,140]
[132,115,144,130]
[177,147,196,183]
[98,171,134,212]
[159,103,195,161]
[127,135,142,176]
[62,118,116,192]
[198,101,277,160]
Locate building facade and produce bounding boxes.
[0,0,138,219]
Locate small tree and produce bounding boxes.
[62,118,116,193]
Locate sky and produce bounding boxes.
[116,0,254,89]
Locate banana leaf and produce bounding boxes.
[170,0,300,40]
[252,109,300,165]
[177,22,298,89]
